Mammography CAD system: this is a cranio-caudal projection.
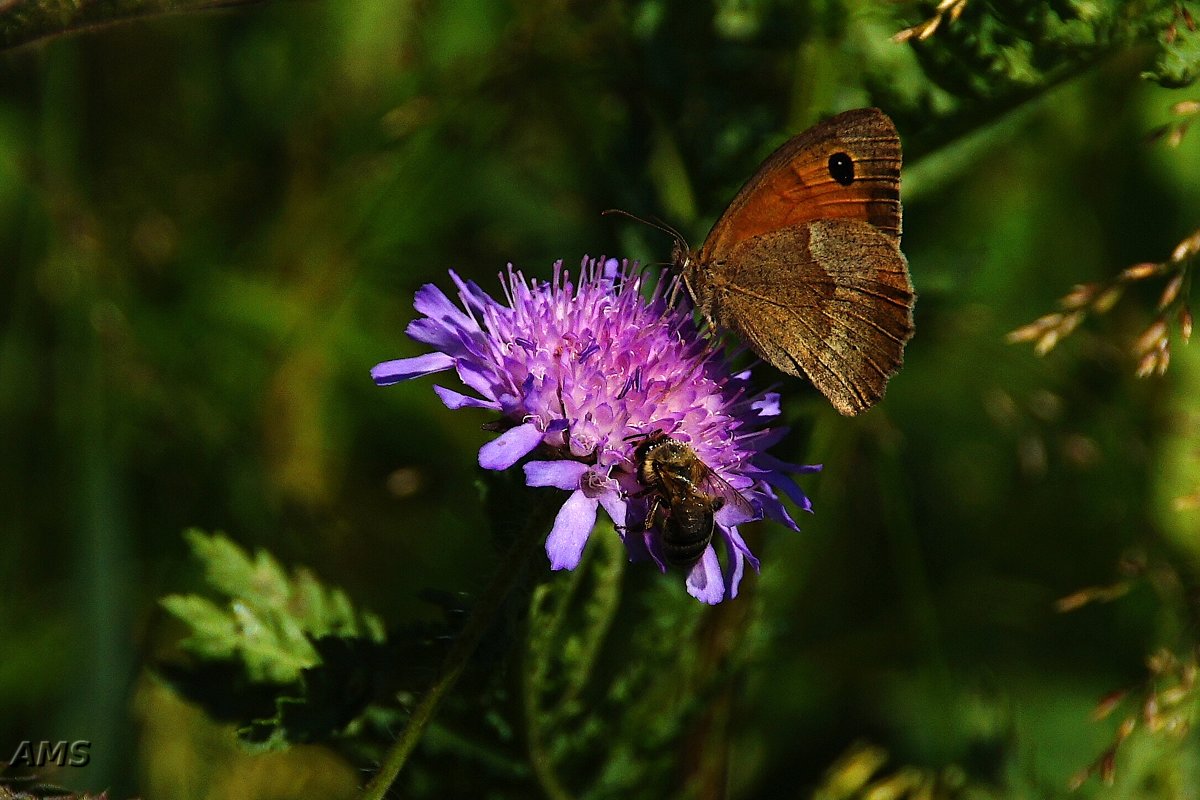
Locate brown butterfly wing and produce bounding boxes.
[698,107,902,261]
[682,107,912,414]
[706,220,914,416]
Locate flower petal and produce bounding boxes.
[685,545,725,604]
[433,385,501,411]
[478,422,543,470]
[723,525,760,572]
[449,270,498,318]
[597,491,627,533]
[715,494,758,527]
[406,318,464,352]
[413,283,475,329]
[546,490,598,570]
[602,257,621,281]
[758,453,823,474]
[455,359,501,400]
[756,483,799,532]
[722,533,746,600]
[751,392,782,417]
[641,530,667,571]
[371,352,456,385]
[524,460,589,490]
[764,471,813,513]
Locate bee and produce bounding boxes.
[631,431,755,569]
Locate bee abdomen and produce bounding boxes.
[662,534,710,569]
[661,507,713,569]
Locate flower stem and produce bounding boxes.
[359,487,554,800]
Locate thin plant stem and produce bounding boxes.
[359,491,553,800]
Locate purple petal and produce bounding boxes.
[371,353,456,386]
[413,282,472,326]
[642,530,667,572]
[602,257,621,280]
[715,495,758,527]
[750,392,782,417]
[478,422,543,470]
[758,453,823,474]
[546,490,598,570]
[723,535,746,599]
[597,491,627,533]
[685,546,725,604]
[524,460,588,490]
[756,484,799,532]
[722,525,760,572]
[433,385,501,411]
[765,471,813,513]
[449,326,491,361]
[449,270,497,318]
[455,359,500,400]
[617,521,652,563]
[406,318,465,352]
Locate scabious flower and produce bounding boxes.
[372,256,819,603]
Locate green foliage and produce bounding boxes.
[884,0,1200,154]
[525,528,632,799]
[521,528,760,800]
[1148,4,1200,87]
[158,529,389,749]
[162,529,385,683]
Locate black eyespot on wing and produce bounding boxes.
[828,152,854,186]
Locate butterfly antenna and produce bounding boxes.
[601,208,688,249]
[603,209,698,317]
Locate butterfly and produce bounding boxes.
[672,107,915,416]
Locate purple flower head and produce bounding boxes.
[372,256,820,604]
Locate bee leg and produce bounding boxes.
[618,496,652,537]
[634,496,664,533]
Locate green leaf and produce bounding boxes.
[160,594,239,660]
[158,529,391,743]
[182,527,289,606]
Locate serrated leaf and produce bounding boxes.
[160,594,239,659]
[161,528,393,745]
[179,529,383,649]
[325,587,358,636]
[183,528,263,599]
[290,567,330,632]
[186,529,291,610]
[249,549,292,607]
[228,600,319,683]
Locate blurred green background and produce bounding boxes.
[2,0,1199,798]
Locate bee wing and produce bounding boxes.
[697,468,757,526]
